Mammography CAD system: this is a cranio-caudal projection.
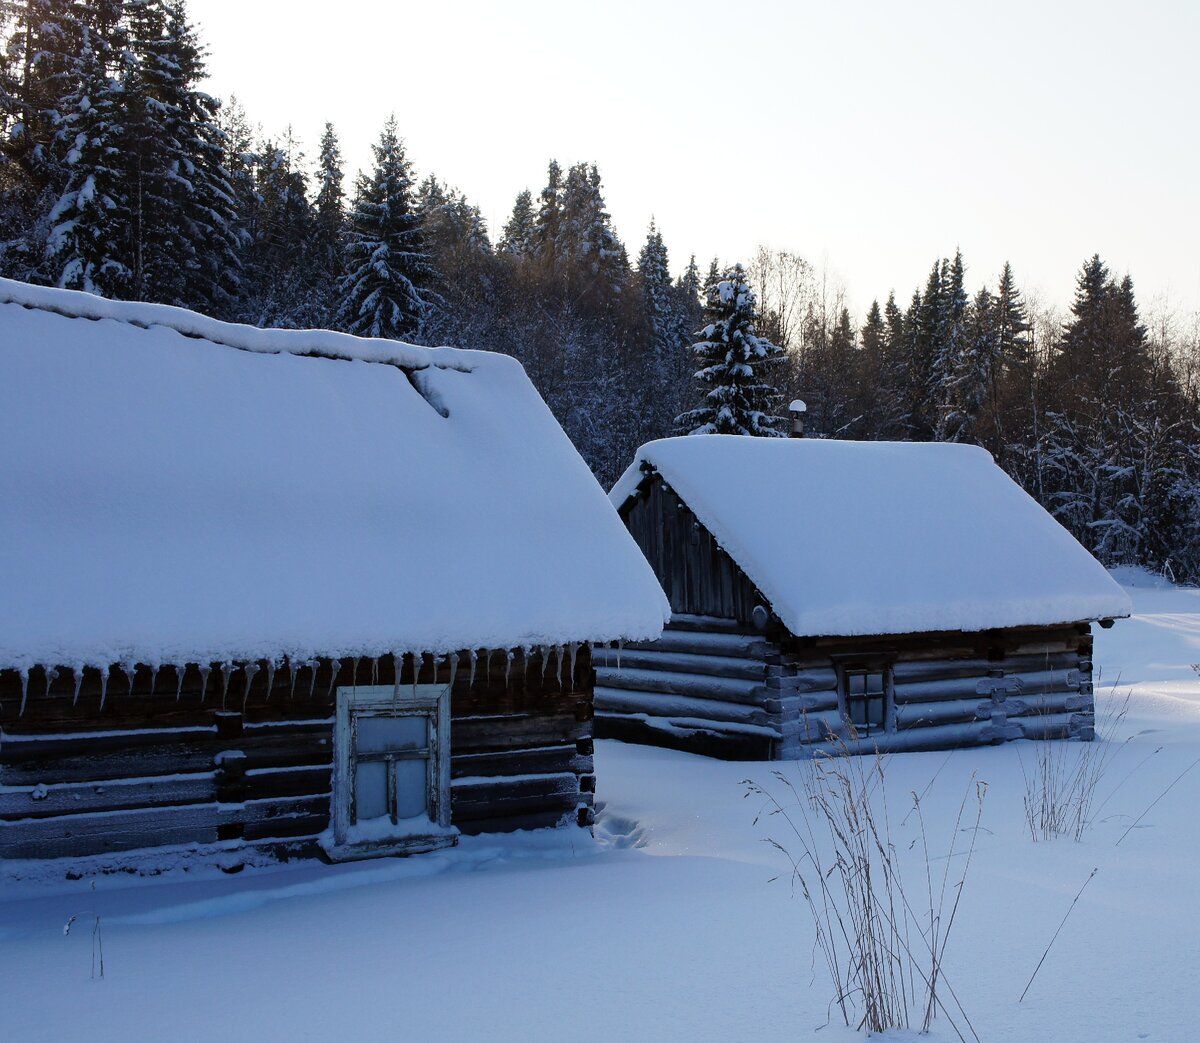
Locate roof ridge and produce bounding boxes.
[0,277,473,373]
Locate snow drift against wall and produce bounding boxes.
[0,279,669,671]
[611,435,1131,637]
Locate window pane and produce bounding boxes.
[866,673,885,696]
[850,698,868,726]
[354,760,389,822]
[357,714,426,754]
[395,757,430,820]
[869,695,886,727]
[848,674,866,695]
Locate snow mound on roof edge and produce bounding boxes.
[0,276,470,371]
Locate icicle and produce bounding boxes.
[523,646,531,685]
[370,656,379,687]
[617,639,624,670]
[555,645,564,688]
[484,648,492,687]
[468,649,477,688]
[350,656,360,693]
[306,660,318,701]
[327,660,341,701]
[568,642,579,691]
[148,664,160,696]
[264,659,277,703]
[44,666,59,700]
[218,661,232,709]
[121,659,138,694]
[175,664,187,702]
[243,662,260,709]
[72,665,83,707]
[448,651,458,691]
[505,650,513,689]
[99,665,110,710]
[18,668,29,717]
[288,658,298,702]
[541,646,550,680]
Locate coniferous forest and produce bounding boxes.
[3,0,1199,581]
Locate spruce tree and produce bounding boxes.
[532,159,561,270]
[335,115,434,340]
[676,263,784,436]
[498,188,535,256]
[42,19,130,295]
[123,0,240,312]
[637,218,675,361]
[555,161,626,308]
[312,121,345,292]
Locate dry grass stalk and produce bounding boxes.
[747,748,985,1040]
[1017,686,1132,842]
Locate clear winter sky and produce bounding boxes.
[190,0,1200,318]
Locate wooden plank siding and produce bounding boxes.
[0,647,596,863]
[603,472,1097,760]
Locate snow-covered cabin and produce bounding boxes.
[0,278,669,866]
[601,436,1132,759]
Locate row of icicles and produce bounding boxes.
[7,641,624,717]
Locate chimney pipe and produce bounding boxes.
[788,399,807,438]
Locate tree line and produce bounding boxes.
[3,0,1198,581]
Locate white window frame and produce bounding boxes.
[325,683,456,861]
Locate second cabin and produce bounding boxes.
[600,434,1132,759]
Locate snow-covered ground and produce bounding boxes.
[2,569,1198,1041]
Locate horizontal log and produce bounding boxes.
[619,629,772,661]
[594,667,765,706]
[803,719,1002,757]
[891,652,1081,685]
[450,745,591,780]
[606,648,765,681]
[0,793,335,860]
[455,809,578,836]
[893,669,1081,706]
[0,730,332,786]
[450,789,588,823]
[594,713,774,761]
[451,772,580,803]
[658,614,755,635]
[450,713,589,753]
[594,687,769,727]
[0,771,217,819]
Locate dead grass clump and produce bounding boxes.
[747,751,984,1040]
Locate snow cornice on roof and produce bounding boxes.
[0,277,474,374]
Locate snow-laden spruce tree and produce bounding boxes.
[676,264,785,436]
[335,115,434,340]
[43,23,131,297]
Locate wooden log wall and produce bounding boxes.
[595,615,782,760]
[595,614,1097,760]
[0,646,595,864]
[623,475,764,625]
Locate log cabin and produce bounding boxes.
[0,278,669,869]
[600,433,1132,759]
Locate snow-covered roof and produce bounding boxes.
[0,278,669,672]
[611,436,1132,637]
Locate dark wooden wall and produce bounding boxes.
[0,646,595,863]
[622,475,764,625]
[597,614,1096,760]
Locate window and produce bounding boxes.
[325,684,457,860]
[840,666,890,738]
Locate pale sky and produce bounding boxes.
[191,0,1200,318]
